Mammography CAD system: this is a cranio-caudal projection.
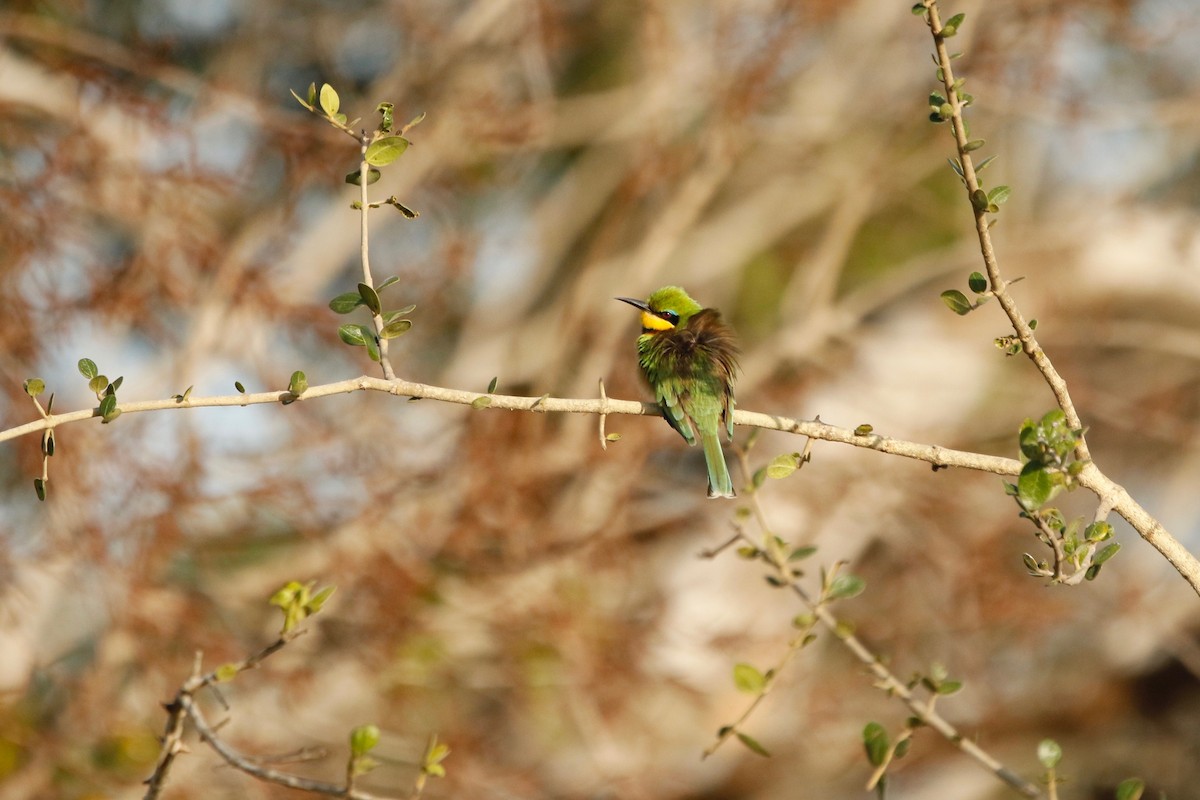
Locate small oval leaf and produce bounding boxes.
[381,319,412,339]
[736,732,771,758]
[733,663,767,694]
[345,168,382,186]
[78,358,98,379]
[364,136,411,167]
[338,324,370,347]
[940,289,972,315]
[329,292,364,314]
[358,283,382,315]
[827,574,866,601]
[319,83,340,116]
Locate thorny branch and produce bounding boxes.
[8,368,1200,597]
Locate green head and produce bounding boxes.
[616,285,703,332]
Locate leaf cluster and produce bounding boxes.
[269,581,336,635]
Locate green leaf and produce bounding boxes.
[1094,542,1120,565]
[235,381,246,393]
[987,185,1012,206]
[307,585,336,613]
[289,87,312,110]
[968,272,987,294]
[98,394,117,419]
[364,336,381,362]
[89,375,107,395]
[319,83,339,116]
[329,292,364,314]
[928,92,946,106]
[24,378,45,397]
[911,3,927,14]
[765,453,800,479]
[1036,738,1062,769]
[827,574,866,601]
[42,429,54,457]
[387,196,420,218]
[863,722,889,766]
[376,102,394,132]
[1016,462,1056,509]
[378,275,401,291]
[33,478,46,501]
[365,136,411,167]
[947,158,964,178]
[976,155,998,173]
[384,304,417,320]
[345,168,382,186]
[288,371,308,395]
[936,680,963,695]
[1085,521,1113,542]
[963,138,985,152]
[380,319,412,339]
[487,376,499,393]
[853,424,874,436]
[733,663,767,694]
[213,663,240,683]
[735,732,771,758]
[940,289,972,315]
[1115,777,1145,800]
[358,283,382,315]
[402,111,427,132]
[78,358,98,379]
[350,724,381,757]
[941,12,965,36]
[605,433,621,442]
[789,545,818,561]
[471,396,492,410]
[751,466,768,489]
[970,189,989,212]
[338,324,370,347]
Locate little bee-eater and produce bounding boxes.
[617,286,740,498]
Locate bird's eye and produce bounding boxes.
[658,310,679,325]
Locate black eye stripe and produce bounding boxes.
[658,310,679,324]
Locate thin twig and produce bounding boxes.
[358,137,397,382]
[726,455,1043,798]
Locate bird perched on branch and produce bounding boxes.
[617,286,740,498]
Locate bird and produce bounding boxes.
[616,286,740,498]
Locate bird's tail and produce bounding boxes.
[701,430,736,499]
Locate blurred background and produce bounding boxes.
[3,0,1200,797]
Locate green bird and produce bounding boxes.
[617,286,740,498]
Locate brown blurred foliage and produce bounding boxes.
[3,0,1200,797]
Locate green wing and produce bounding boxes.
[656,378,697,445]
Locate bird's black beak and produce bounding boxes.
[615,296,650,311]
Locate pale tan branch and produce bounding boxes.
[9,371,1200,597]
